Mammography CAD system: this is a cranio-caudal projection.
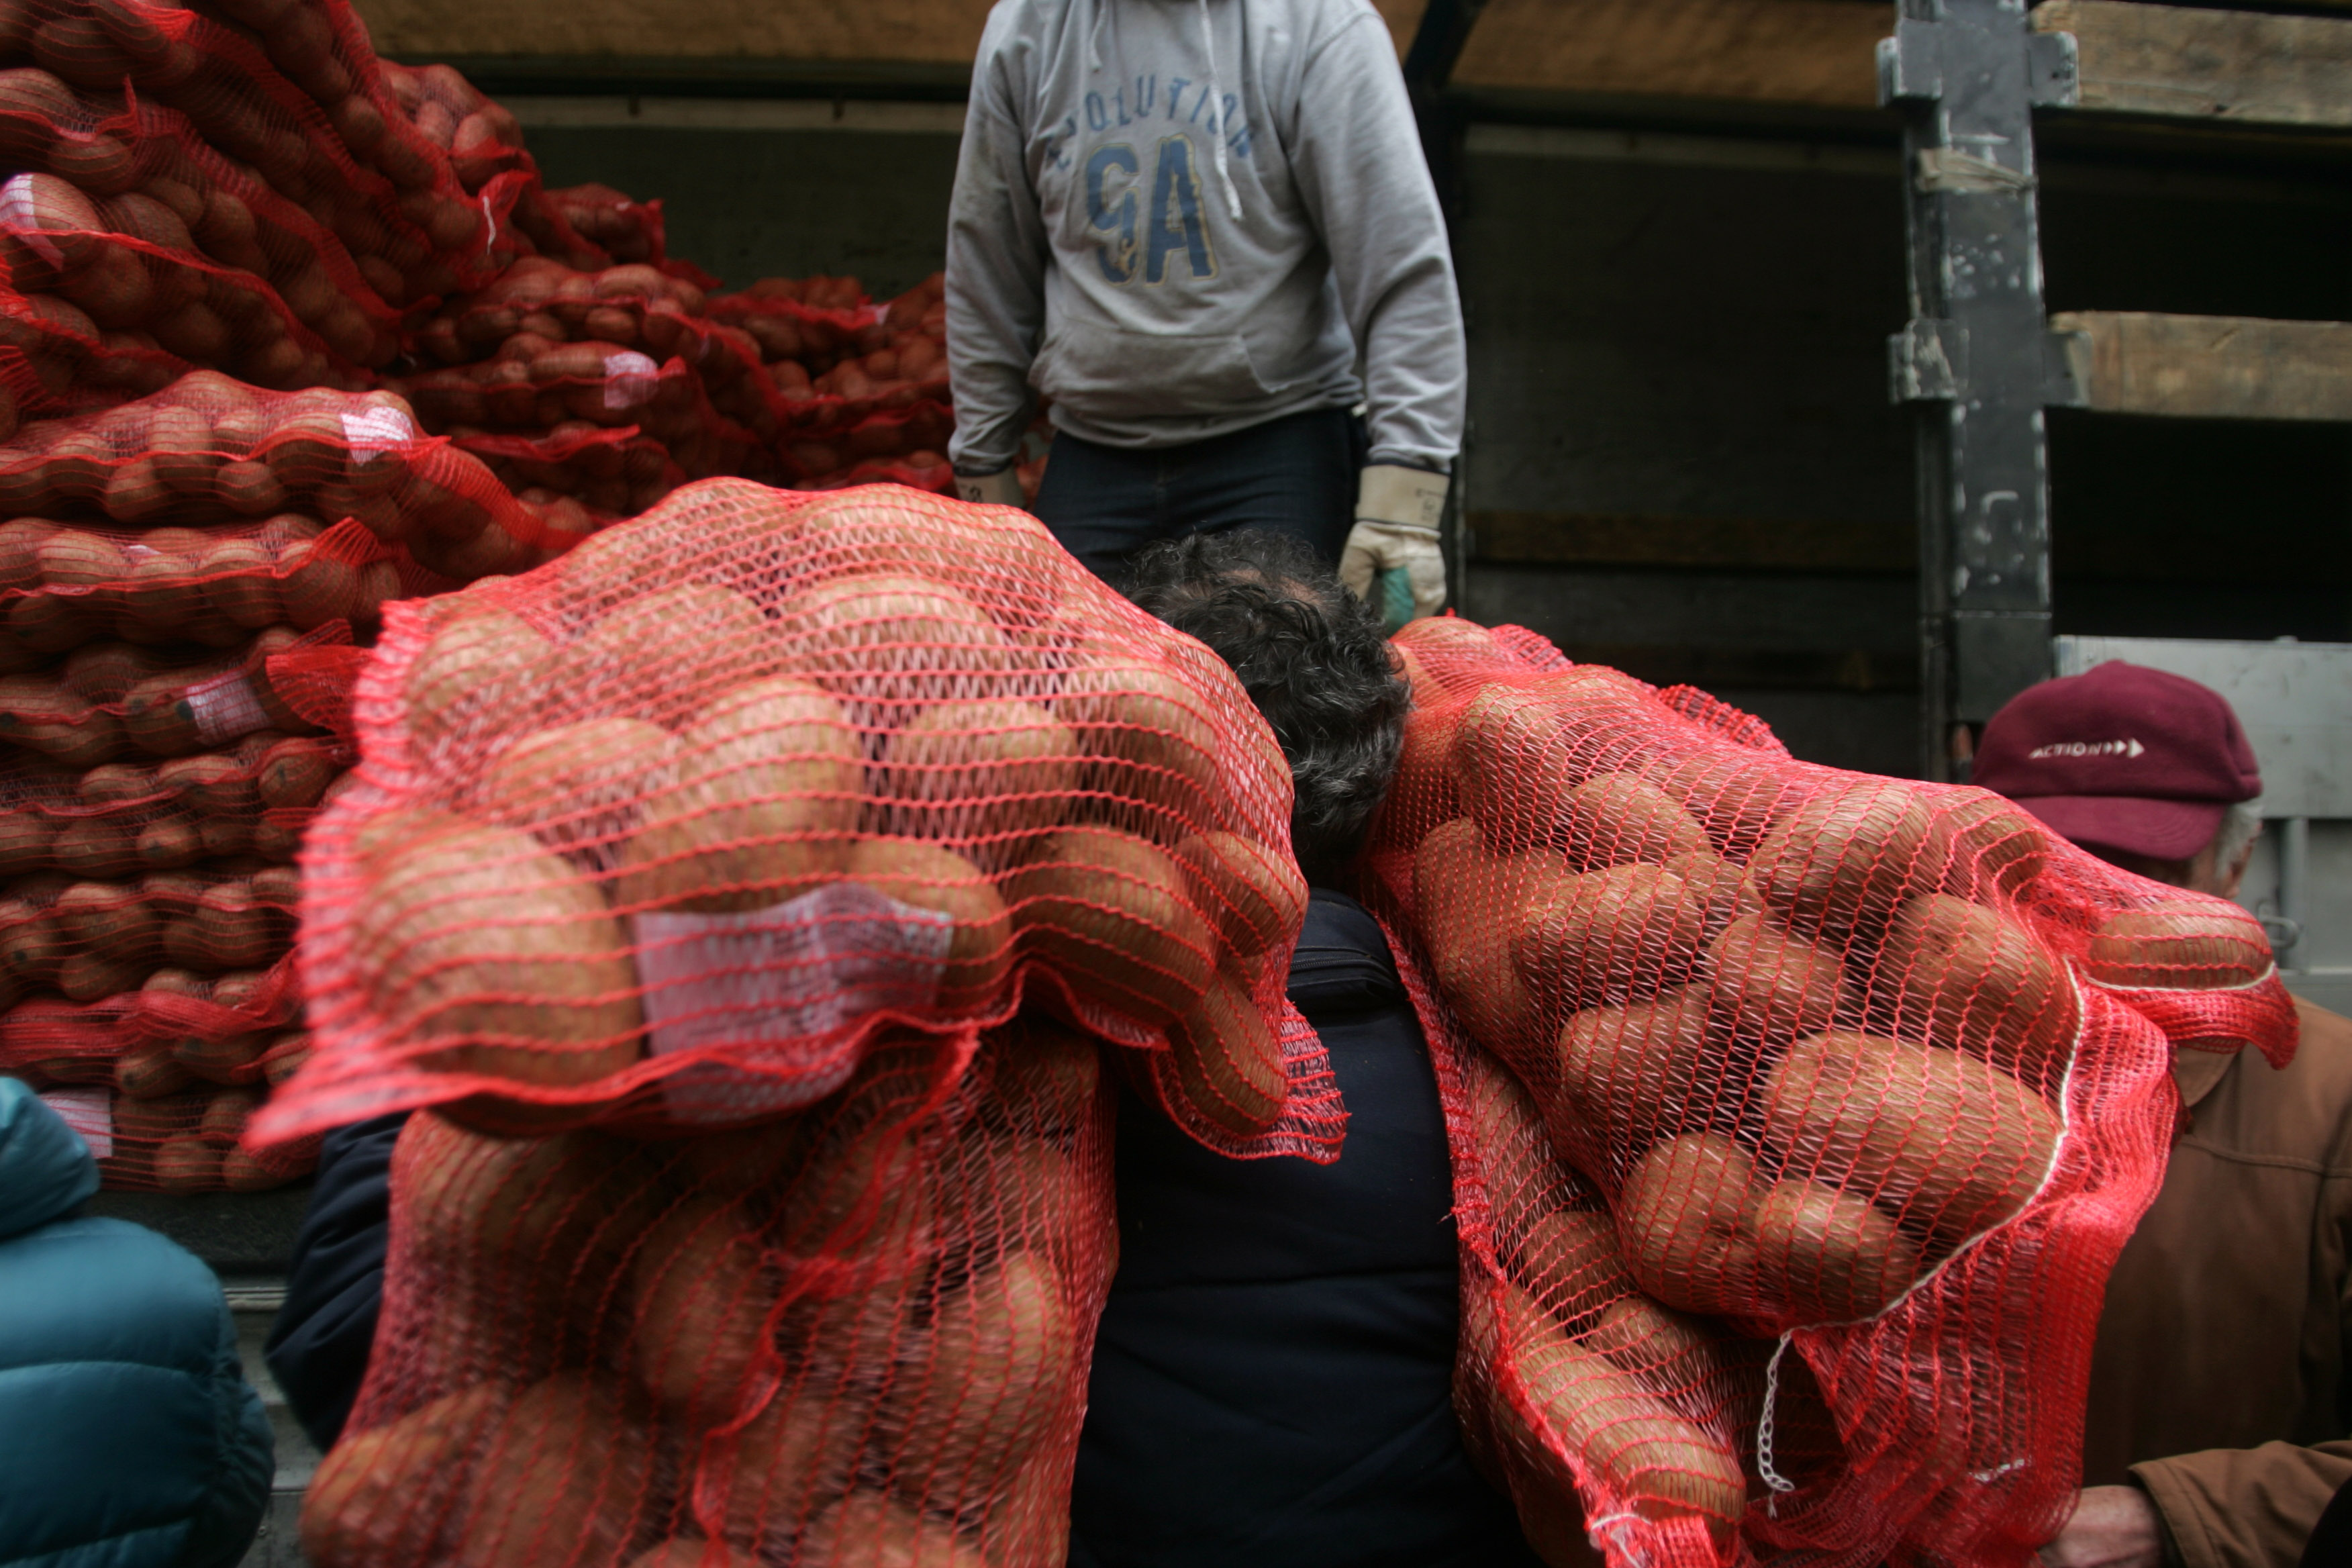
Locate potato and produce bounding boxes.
[1614,1134,1760,1318]
[1504,1288,1745,1543]
[879,697,1077,841]
[567,581,775,697]
[777,1105,937,1267]
[1511,862,1714,1016]
[2086,903,2272,990]
[797,1491,990,1568]
[840,836,1015,1007]
[398,1114,651,1284]
[405,607,556,752]
[1519,1209,1638,1326]
[154,1133,224,1193]
[58,947,146,1001]
[1659,848,1763,936]
[1747,779,1943,937]
[1748,1175,1922,1322]
[628,1195,776,1420]
[1557,773,1712,869]
[1165,967,1286,1137]
[117,1037,196,1099]
[1051,659,1219,823]
[1001,826,1215,1027]
[1581,1292,1748,1412]
[1386,697,1461,833]
[773,573,1013,707]
[715,1391,865,1555]
[616,677,861,914]
[222,1143,309,1191]
[0,807,52,876]
[1392,614,1500,661]
[352,817,644,1090]
[50,814,136,878]
[199,1085,262,1143]
[256,735,341,810]
[1452,676,1651,851]
[303,1385,507,1568]
[1463,1048,1580,1245]
[1550,990,1730,1180]
[1170,831,1306,962]
[1927,792,2049,901]
[157,749,264,815]
[479,716,680,856]
[977,1012,1102,1138]
[0,894,61,991]
[164,880,288,971]
[1412,818,1547,1058]
[174,1029,267,1084]
[456,1373,659,1568]
[1703,912,1851,1051]
[1759,1030,2061,1242]
[1873,893,2079,1085]
[55,877,160,957]
[1635,752,1798,861]
[883,1251,1077,1514]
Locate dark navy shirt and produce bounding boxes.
[1069,889,1539,1568]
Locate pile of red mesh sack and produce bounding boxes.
[252,479,1343,1564]
[707,273,954,495]
[0,375,586,1189]
[1364,615,2300,1568]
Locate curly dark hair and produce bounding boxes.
[1124,530,1410,888]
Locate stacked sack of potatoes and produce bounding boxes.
[391,255,763,517]
[705,273,955,494]
[1368,614,2299,1568]
[250,480,1346,1565]
[0,373,586,1191]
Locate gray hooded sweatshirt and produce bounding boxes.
[945,0,1466,477]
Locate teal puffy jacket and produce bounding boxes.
[0,1079,273,1568]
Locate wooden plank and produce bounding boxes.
[2033,1,2352,128]
[1469,509,1912,572]
[350,0,995,64]
[1450,0,1887,108]
[2052,311,2352,421]
[355,0,1422,68]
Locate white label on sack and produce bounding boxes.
[635,881,953,1123]
[40,1087,112,1161]
[121,543,158,562]
[863,304,890,326]
[0,174,63,268]
[340,407,415,461]
[185,671,271,746]
[603,351,661,411]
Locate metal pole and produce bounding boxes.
[1881,0,2081,780]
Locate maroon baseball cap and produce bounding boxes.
[1973,662,2261,860]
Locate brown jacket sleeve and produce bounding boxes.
[2133,1440,2352,1568]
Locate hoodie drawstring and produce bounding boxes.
[1087,0,1106,71]
[1197,0,1244,219]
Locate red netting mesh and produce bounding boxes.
[261,481,1345,1562]
[301,1015,1112,1568]
[254,480,1338,1155]
[1369,614,2299,1568]
[0,375,580,579]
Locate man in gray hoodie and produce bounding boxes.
[945,0,1465,622]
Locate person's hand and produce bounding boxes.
[2039,1485,2167,1568]
[955,469,1027,508]
[1340,464,1449,629]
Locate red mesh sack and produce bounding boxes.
[1367,614,2298,1568]
[5,0,521,301]
[454,424,686,522]
[543,182,673,269]
[297,1012,1113,1566]
[389,346,759,487]
[253,479,1338,1156]
[0,373,583,581]
[5,1068,318,1191]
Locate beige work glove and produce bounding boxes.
[1339,464,1449,630]
[955,469,1027,508]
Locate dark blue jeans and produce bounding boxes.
[1032,405,1367,589]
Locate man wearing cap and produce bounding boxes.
[1970,662,2352,1568]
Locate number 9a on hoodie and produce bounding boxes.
[1085,136,1218,287]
